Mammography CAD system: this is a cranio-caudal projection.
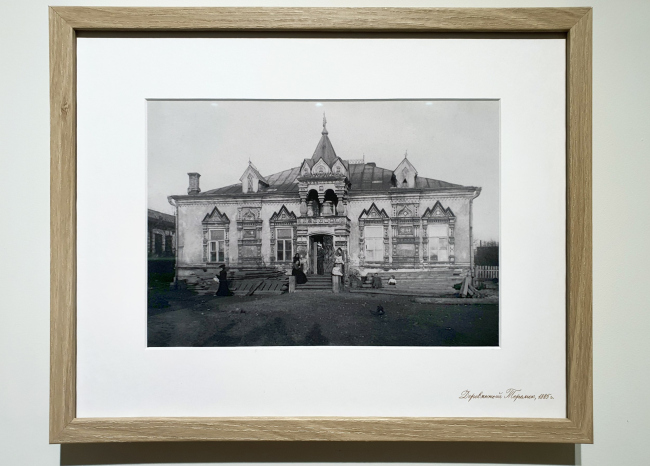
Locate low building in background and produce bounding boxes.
[147,209,176,258]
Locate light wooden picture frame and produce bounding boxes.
[50,7,592,444]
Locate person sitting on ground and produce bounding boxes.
[371,273,383,289]
[388,275,397,286]
[349,269,362,289]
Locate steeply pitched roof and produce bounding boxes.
[394,155,418,176]
[239,162,268,185]
[310,133,340,167]
[309,115,341,167]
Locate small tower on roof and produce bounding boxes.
[393,151,418,188]
[239,160,269,194]
[310,113,340,167]
[299,114,348,178]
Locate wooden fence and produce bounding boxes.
[475,265,499,279]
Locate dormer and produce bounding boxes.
[311,158,331,176]
[331,158,347,177]
[239,162,269,194]
[393,153,418,188]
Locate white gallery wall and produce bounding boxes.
[1,0,649,465]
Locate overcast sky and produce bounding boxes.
[148,100,499,242]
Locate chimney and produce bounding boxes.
[187,172,201,195]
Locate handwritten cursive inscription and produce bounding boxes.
[459,389,554,402]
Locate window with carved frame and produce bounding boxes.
[364,225,384,262]
[276,228,293,262]
[209,229,226,262]
[428,223,449,262]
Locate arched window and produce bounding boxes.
[306,189,320,217]
[317,166,325,174]
[247,174,254,192]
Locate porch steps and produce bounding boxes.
[295,274,332,292]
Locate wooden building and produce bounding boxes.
[168,119,481,283]
[147,209,176,257]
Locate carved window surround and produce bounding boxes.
[390,202,422,267]
[269,205,298,264]
[201,207,231,264]
[358,203,390,266]
[421,201,457,264]
[237,207,263,265]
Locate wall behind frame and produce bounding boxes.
[0,0,648,465]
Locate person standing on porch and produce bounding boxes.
[331,248,344,278]
[292,253,308,284]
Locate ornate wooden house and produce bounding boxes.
[168,118,481,282]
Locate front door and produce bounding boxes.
[309,234,334,275]
[322,235,334,274]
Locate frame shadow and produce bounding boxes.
[61,441,580,465]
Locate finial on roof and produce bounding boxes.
[405,150,408,158]
[322,113,328,135]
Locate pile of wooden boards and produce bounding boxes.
[457,275,481,298]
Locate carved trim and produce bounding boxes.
[421,201,456,264]
[269,205,298,263]
[359,203,390,266]
[201,207,231,264]
[359,202,389,220]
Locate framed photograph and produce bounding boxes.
[50,7,592,443]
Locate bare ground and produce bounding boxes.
[148,288,499,347]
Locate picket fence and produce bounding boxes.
[475,265,499,279]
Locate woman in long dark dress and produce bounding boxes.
[215,264,233,296]
[292,253,308,285]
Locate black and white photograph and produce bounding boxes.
[147,100,499,347]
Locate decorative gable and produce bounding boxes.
[299,159,313,177]
[311,158,331,176]
[393,156,418,189]
[331,158,347,176]
[270,205,297,223]
[202,206,230,224]
[239,162,269,194]
[359,203,389,220]
[422,201,456,221]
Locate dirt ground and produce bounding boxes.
[148,288,499,347]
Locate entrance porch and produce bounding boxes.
[296,215,350,277]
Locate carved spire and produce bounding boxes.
[322,113,328,135]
